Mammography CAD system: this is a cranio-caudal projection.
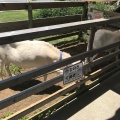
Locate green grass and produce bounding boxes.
[36,34,79,44]
[89,2,117,11]
[2,112,28,120]
[49,35,78,44]
[0,10,28,23]
[2,64,21,76]
[2,112,13,119]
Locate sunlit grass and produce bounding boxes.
[0,10,28,22]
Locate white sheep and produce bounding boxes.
[0,40,71,80]
[85,29,120,73]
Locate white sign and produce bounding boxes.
[63,62,83,85]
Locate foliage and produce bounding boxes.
[49,35,78,44]
[2,112,28,120]
[18,116,28,120]
[33,7,82,19]
[2,112,13,119]
[2,64,21,76]
[89,2,117,11]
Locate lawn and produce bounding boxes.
[0,10,28,22]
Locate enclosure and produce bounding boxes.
[0,1,120,120]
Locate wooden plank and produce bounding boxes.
[0,15,81,32]
[0,2,85,11]
[0,41,120,91]
[78,2,88,40]
[81,2,88,20]
[28,4,33,28]
[33,15,82,28]
[0,21,28,32]
[87,27,96,50]
[0,16,120,45]
[31,2,85,9]
[0,3,28,11]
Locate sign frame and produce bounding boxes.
[63,62,84,85]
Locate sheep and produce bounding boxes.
[0,40,71,80]
[85,29,120,73]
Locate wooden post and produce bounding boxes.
[87,27,96,62]
[81,2,88,21]
[28,4,33,28]
[87,27,96,51]
[78,2,88,42]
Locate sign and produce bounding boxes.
[63,62,83,85]
[92,10,104,19]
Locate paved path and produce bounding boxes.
[47,71,120,120]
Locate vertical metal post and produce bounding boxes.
[28,4,33,28]
[86,27,96,62]
[87,27,96,51]
[85,27,96,75]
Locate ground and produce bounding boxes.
[0,40,87,119]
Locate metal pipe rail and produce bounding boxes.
[0,16,120,45]
[0,40,120,90]
[0,12,120,120]
[0,40,120,110]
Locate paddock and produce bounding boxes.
[0,1,120,120]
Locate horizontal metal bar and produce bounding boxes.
[84,59,120,82]
[0,16,120,45]
[0,41,120,90]
[84,50,120,70]
[33,15,82,28]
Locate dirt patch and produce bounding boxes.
[0,41,87,119]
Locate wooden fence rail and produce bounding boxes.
[0,15,82,32]
[0,2,86,10]
[0,2,87,33]
[0,16,120,45]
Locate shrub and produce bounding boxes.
[33,7,82,19]
[89,2,117,11]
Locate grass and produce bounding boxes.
[2,64,21,76]
[2,112,13,119]
[45,35,78,44]
[0,10,28,22]
[2,112,28,120]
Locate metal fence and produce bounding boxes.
[0,2,120,120]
